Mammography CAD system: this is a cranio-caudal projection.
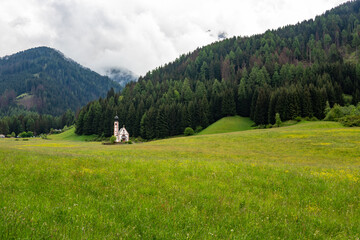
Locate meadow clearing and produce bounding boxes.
[197,116,253,135]
[0,121,359,239]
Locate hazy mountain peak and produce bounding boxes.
[104,67,138,87]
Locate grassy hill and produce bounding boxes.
[198,116,253,135]
[49,127,97,142]
[0,122,359,238]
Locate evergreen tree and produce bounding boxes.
[156,105,169,138]
[221,89,236,117]
[126,103,136,136]
[0,120,9,135]
[140,113,147,139]
[254,88,269,125]
[275,113,282,127]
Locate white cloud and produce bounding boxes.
[0,0,350,76]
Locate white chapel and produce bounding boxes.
[114,115,129,142]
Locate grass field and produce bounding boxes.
[0,121,359,239]
[198,116,254,135]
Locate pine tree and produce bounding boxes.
[140,113,147,139]
[268,93,278,124]
[199,97,210,128]
[92,101,102,135]
[302,88,313,117]
[126,103,136,136]
[103,106,114,137]
[75,110,85,135]
[156,105,169,138]
[254,88,269,125]
[221,89,236,117]
[0,120,9,135]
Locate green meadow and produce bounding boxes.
[0,121,359,239]
[198,116,253,135]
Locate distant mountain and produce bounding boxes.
[0,47,120,116]
[105,67,138,87]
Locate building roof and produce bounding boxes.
[119,126,129,135]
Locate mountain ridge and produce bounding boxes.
[0,46,121,116]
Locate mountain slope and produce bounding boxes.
[76,1,360,139]
[0,47,120,116]
[141,1,360,83]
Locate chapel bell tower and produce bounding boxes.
[114,115,119,140]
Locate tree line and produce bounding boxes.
[75,61,359,139]
[0,109,74,136]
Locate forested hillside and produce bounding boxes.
[0,47,120,116]
[76,1,360,139]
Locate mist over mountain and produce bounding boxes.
[104,67,138,87]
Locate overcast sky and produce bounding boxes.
[0,0,350,76]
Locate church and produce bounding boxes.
[114,115,129,142]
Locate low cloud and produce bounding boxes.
[0,0,349,76]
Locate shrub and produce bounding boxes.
[294,116,302,122]
[324,104,360,121]
[110,136,116,144]
[94,133,106,142]
[18,132,26,138]
[40,134,48,139]
[324,104,345,121]
[339,115,360,127]
[134,137,144,143]
[18,131,33,138]
[126,140,133,144]
[195,126,203,133]
[184,127,194,136]
[324,101,331,116]
[275,113,282,127]
[62,125,70,131]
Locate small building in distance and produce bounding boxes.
[0,134,5,138]
[114,116,129,142]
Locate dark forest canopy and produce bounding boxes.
[0,47,121,117]
[76,1,360,139]
[0,109,74,136]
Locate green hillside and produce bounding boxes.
[49,127,96,142]
[199,116,253,135]
[1,122,359,238]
